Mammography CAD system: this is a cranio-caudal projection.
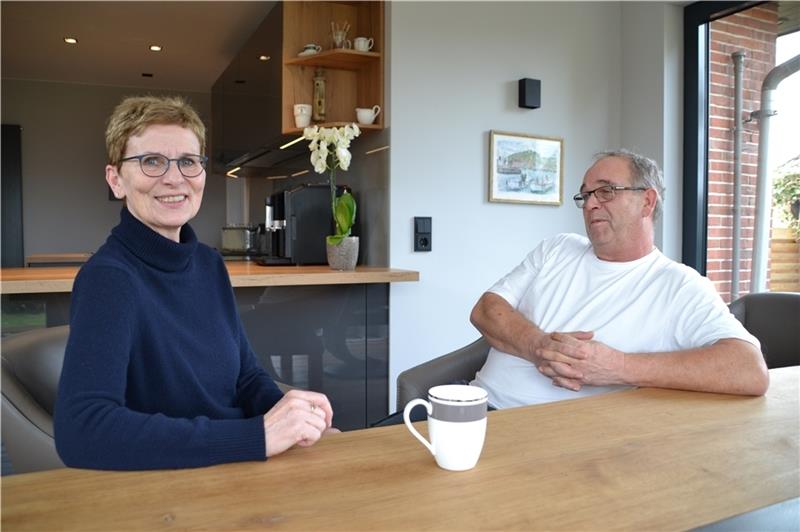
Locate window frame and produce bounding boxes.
[682,1,763,273]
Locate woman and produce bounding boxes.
[54,95,334,470]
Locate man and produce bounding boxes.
[470,150,768,408]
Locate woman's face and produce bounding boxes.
[106,124,205,242]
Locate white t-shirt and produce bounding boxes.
[472,233,760,408]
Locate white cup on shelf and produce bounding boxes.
[301,43,322,55]
[354,37,374,52]
[293,103,312,128]
[355,105,381,125]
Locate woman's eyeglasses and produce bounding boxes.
[119,153,208,178]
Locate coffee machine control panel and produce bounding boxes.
[264,201,286,232]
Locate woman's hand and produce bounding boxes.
[263,390,334,457]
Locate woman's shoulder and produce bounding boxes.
[191,243,233,284]
[72,246,141,301]
[78,242,135,277]
[194,243,227,270]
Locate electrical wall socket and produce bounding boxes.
[414,217,432,252]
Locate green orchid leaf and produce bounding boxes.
[334,192,356,236]
[327,234,346,246]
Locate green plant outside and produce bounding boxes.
[1,311,46,335]
[773,172,800,239]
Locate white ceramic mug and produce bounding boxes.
[354,37,374,52]
[403,384,488,471]
[355,105,381,125]
[293,103,312,128]
[302,43,322,54]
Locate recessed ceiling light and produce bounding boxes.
[149,45,163,52]
[259,55,270,61]
[64,37,78,44]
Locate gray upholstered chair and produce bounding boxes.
[1,325,69,474]
[1,325,295,474]
[728,291,800,369]
[395,337,489,411]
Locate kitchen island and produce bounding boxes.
[0,263,419,294]
[1,264,419,429]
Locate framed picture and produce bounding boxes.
[489,130,563,205]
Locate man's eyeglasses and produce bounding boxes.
[119,154,208,178]
[573,185,647,208]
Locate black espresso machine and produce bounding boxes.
[257,183,350,266]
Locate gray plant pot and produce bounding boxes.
[326,236,359,271]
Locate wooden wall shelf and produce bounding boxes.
[285,50,380,71]
[281,1,384,134]
[284,122,381,135]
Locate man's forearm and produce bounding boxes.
[622,339,769,396]
[540,334,769,396]
[470,292,545,364]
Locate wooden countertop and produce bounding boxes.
[2,367,797,530]
[24,253,94,267]
[0,263,419,294]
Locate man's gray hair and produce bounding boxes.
[595,149,665,221]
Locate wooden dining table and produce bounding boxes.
[2,367,798,530]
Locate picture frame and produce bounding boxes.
[489,130,563,206]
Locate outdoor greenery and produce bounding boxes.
[773,172,800,239]
[1,305,46,335]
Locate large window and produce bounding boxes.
[683,1,799,300]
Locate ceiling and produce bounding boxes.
[1,1,276,93]
[2,1,797,95]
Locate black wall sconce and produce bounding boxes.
[518,78,541,109]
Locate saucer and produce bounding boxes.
[298,49,319,57]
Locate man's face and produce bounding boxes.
[580,156,654,261]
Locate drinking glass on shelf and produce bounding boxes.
[331,21,351,49]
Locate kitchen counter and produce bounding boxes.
[2,263,416,427]
[24,253,93,267]
[0,263,419,294]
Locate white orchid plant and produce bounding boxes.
[303,123,361,245]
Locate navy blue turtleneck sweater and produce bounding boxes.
[54,208,283,470]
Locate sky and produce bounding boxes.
[771,30,800,170]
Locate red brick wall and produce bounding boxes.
[706,3,778,303]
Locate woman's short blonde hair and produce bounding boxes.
[105,95,206,167]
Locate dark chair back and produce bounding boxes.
[1,325,69,473]
[729,292,800,369]
[396,337,490,410]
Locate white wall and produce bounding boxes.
[389,1,622,408]
[388,1,684,408]
[620,2,683,260]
